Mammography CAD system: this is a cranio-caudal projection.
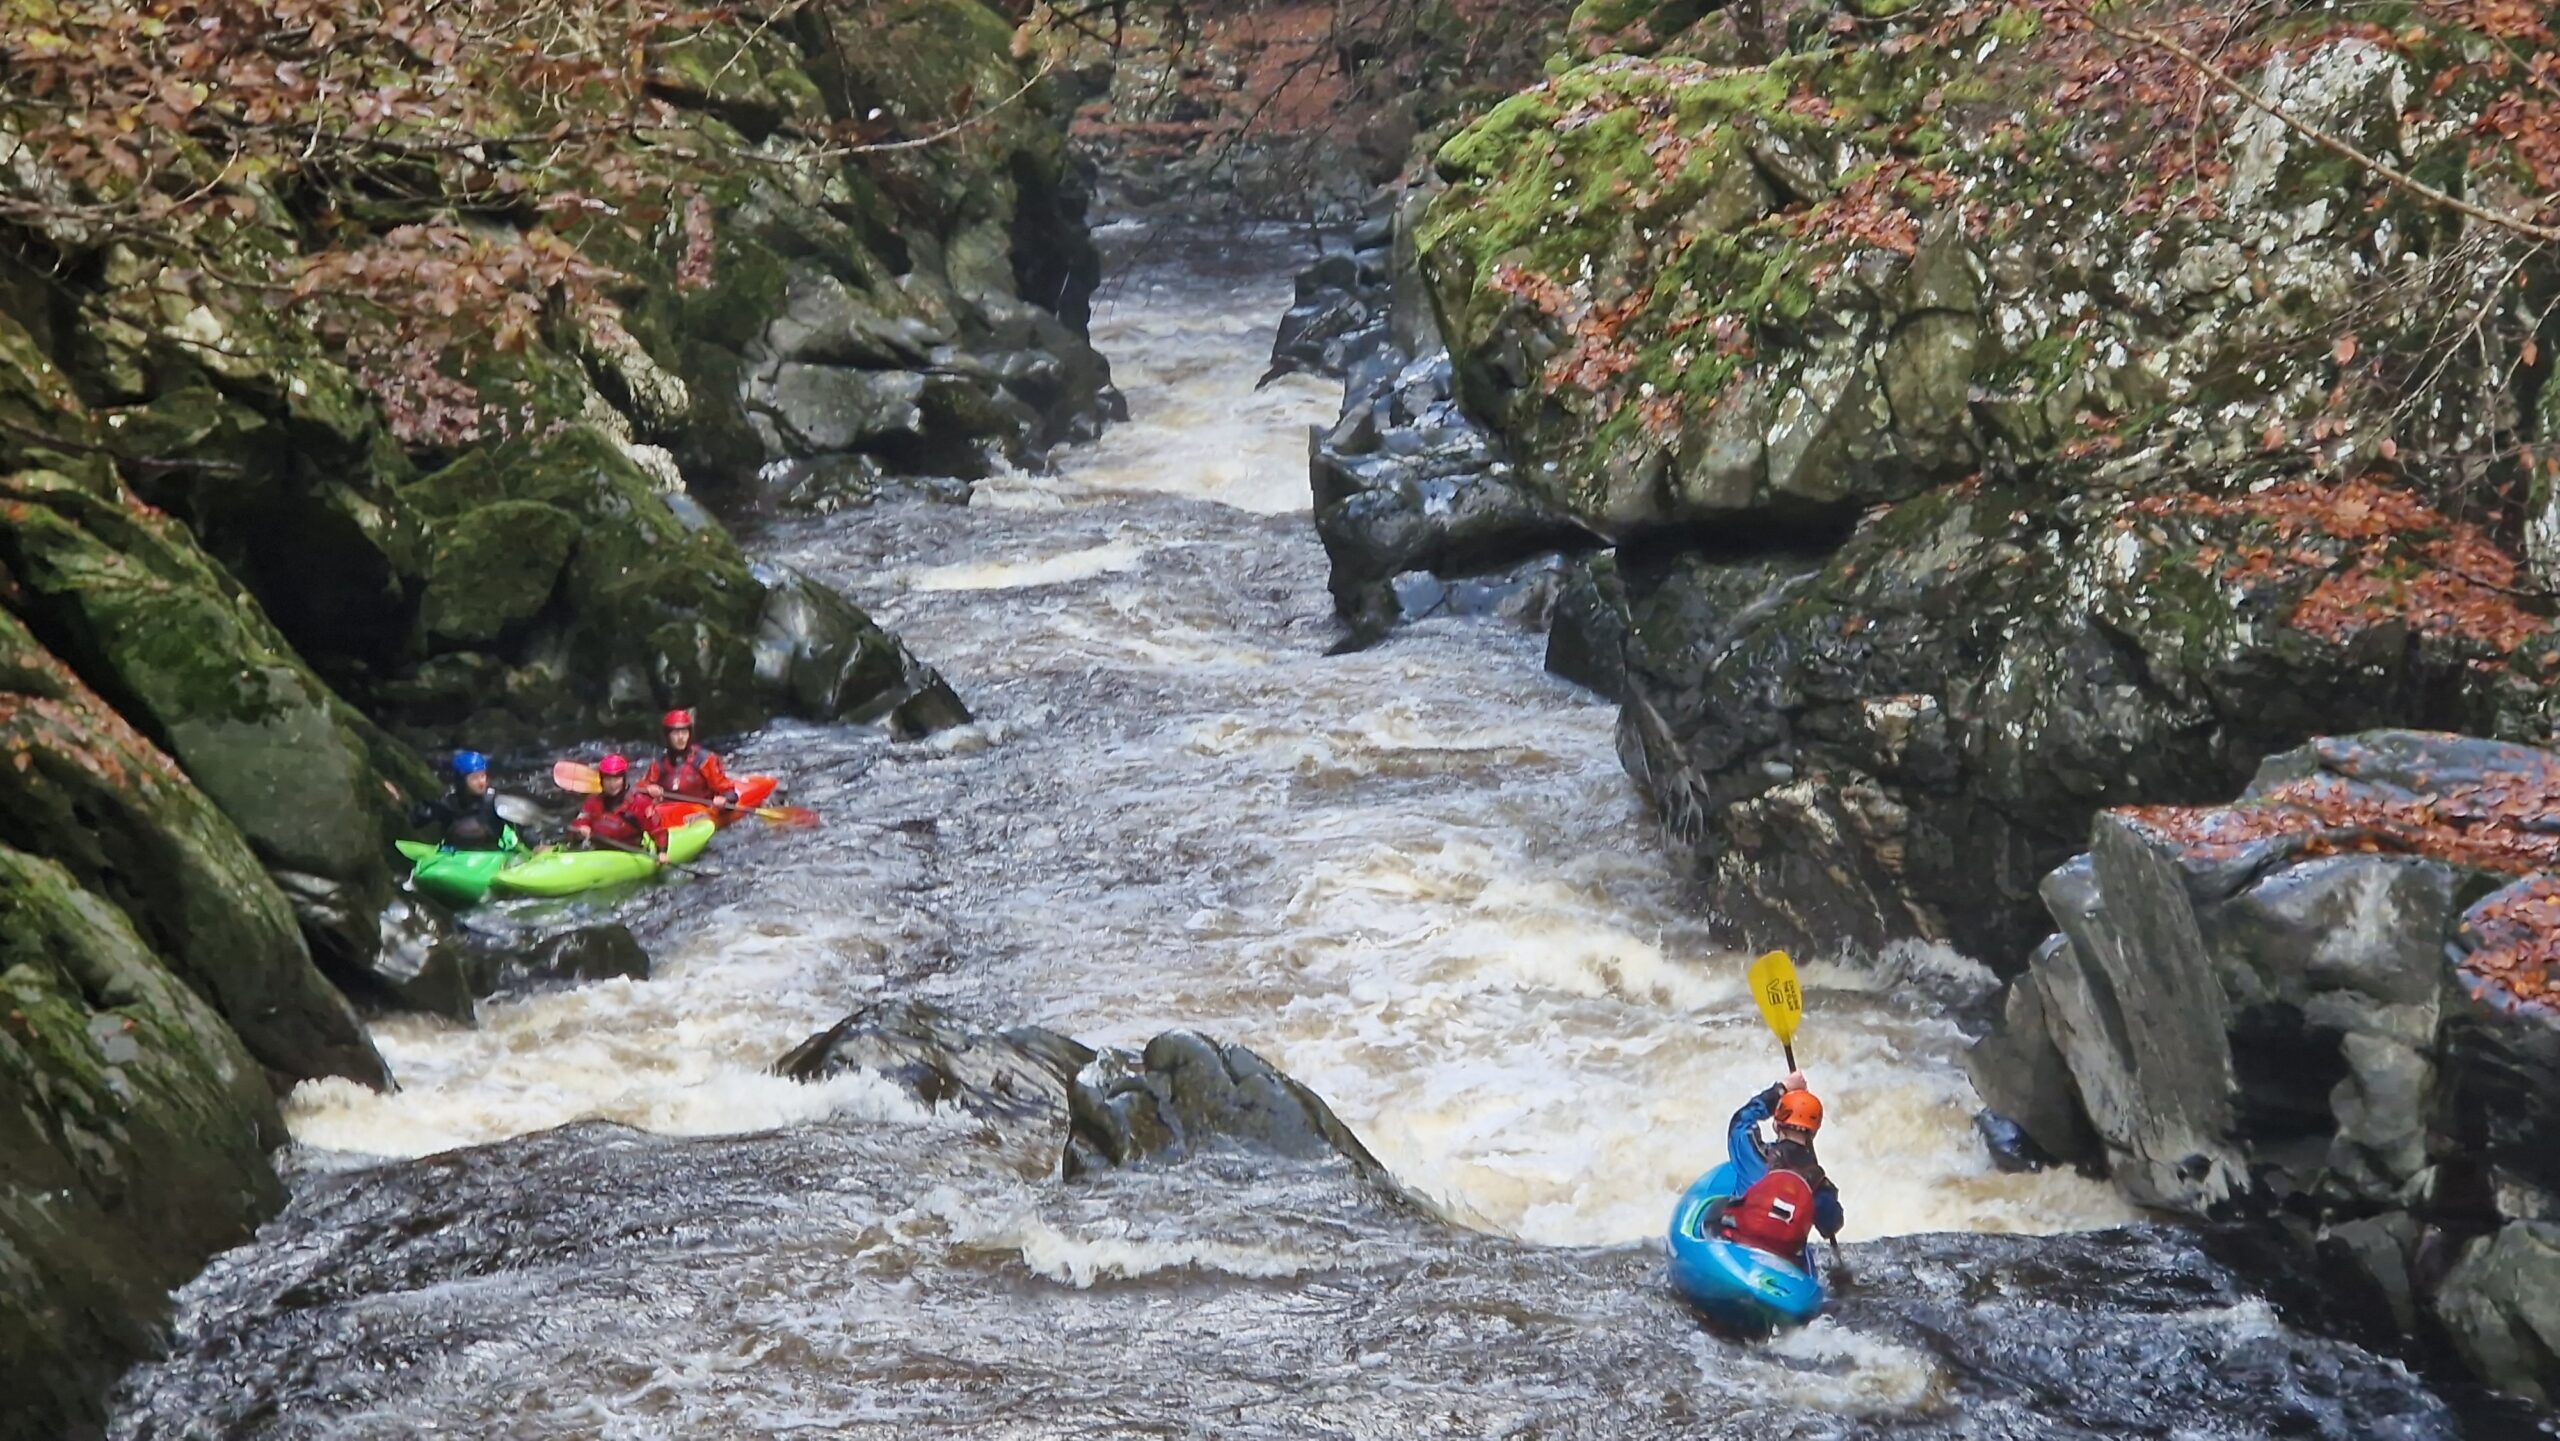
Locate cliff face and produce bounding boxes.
[1285,0,2560,1403]
[1361,0,2559,967]
[0,2,1114,1433]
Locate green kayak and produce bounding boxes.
[396,827,521,907]
[487,816,716,898]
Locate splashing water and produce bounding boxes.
[285,230,2130,1249]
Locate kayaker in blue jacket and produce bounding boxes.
[410,750,517,851]
[1728,1072,1844,1256]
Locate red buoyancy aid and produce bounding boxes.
[1721,1169,1817,1258]
[641,746,734,802]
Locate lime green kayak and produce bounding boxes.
[487,817,716,898]
[396,827,521,907]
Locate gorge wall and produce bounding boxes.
[0,3,1115,1434]
[1295,0,2560,1403]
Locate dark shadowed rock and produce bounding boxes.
[0,846,286,1441]
[751,563,971,735]
[0,608,386,1088]
[1972,731,2560,1401]
[776,1000,1396,1190]
[516,925,651,987]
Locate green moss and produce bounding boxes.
[0,843,286,1441]
[419,500,581,647]
[1989,3,2042,40]
[0,606,384,1085]
[404,427,764,729]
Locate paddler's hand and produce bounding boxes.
[1781,1070,1808,1092]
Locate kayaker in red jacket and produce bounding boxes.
[570,754,670,855]
[639,708,739,809]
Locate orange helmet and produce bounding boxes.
[1774,1091,1824,1135]
[596,753,630,776]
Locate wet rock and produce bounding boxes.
[0,461,431,988]
[0,607,387,1089]
[1964,952,2101,1167]
[776,1002,1395,1189]
[1544,552,1631,701]
[2321,1212,2421,1336]
[111,1100,2483,1440]
[336,892,490,1023]
[1606,474,2530,969]
[515,925,651,988]
[2434,1221,2560,1403]
[751,563,972,735]
[0,846,287,1441]
[1971,731,2560,1400]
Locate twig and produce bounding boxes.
[2078,11,2560,244]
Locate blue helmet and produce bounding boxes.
[451,749,491,778]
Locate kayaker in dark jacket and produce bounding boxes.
[639,708,739,808]
[411,750,515,851]
[571,753,669,854]
[1727,1072,1844,1248]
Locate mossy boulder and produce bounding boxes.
[0,465,432,976]
[1416,32,2543,544]
[0,844,287,1441]
[0,606,386,1087]
[400,425,765,735]
[418,501,582,648]
[1417,55,1987,536]
[1615,476,2550,967]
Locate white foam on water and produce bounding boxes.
[285,909,915,1158]
[899,1187,1322,1287]
[901,539,1147,592]
[306,244,2135,1261]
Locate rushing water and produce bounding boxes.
[113,230,2480,1438]
[284,230,2125,1246]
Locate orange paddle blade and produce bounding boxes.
[552,760,601,794]
[754,804,819,829]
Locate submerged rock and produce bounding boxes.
[109,1061,2485,1438]
[776,999,1396,1189]
[1971,730,2560,1401]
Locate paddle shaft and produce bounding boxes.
[584,831,719,875]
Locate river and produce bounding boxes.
[108,230,2469,1439]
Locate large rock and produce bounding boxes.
[751,564,971,736]
[1970,731,2560,1400]
[390,426,767,739]
[1360,10,2555,972]
[0,607,386,1088]
[777,1000,1399,1189]
[0,465,430,977]
[1608,477,2543,967]
[0,847,288,1441]
[1296,205,1602,647]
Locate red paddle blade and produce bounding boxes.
[552,760,601,794]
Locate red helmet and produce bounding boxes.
[662,709,693,730]
[596,753,631,776]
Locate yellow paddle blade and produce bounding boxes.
[1747,949,1804,1046]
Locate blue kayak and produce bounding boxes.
[1666,1163,1826,1334]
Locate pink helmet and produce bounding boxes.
[596,753,630,777]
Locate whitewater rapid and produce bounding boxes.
[285,228,2131,1249]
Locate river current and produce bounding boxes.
[108,231,2475,1439]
